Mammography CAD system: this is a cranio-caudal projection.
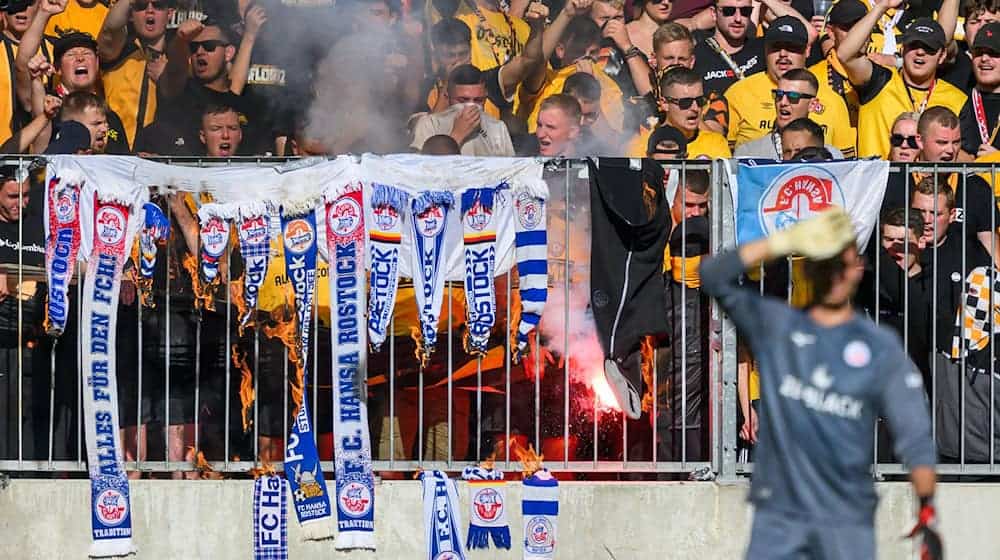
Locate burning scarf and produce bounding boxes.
[421,470,467,560]
[461,187,498,356]
[133,202,169,308]
[81,193,136,557]
[325,184,376,550]
[367,183,408,352]
[279,205,334,540]
[44,170,83,337]
[411,191,453,366]
[253,475,288,560]
[514,189,548,356]
[462,465,511,550]
[236,203,272,329]
[522,470,559,560]
[197,203,230,307]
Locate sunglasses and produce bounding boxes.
[131,0,167,10]
[188,40,227,54]
[719,6,753,17]
[772,89,815,104]
[890,133,919,149]
[664,95,707,109]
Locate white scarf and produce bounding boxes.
[410,191,454,365]
[367,183,408,351]
[421,470,467,560]
[461,186,499,355]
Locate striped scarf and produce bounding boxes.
[367,184,408,352]
[522,470,559,560]
[421,470,467,560]
[253,475,288,560]
[514,189,548,355]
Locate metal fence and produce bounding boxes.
[2,156,1000,481]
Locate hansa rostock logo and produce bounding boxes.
[328,197,363,237]
[95,206,126,246]
[283,218,314,255]
[758,166,844,235]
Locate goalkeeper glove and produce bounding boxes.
[905,496,943,560]
[765,206,856,260]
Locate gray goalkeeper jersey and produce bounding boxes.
[701,251,936,524]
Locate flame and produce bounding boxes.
[249,455,276,479]
[640,336,655,413]
[262,302,304,415]
[232,343,255,432]
[410,325,428,369]
[189,448,224,479]
[510,440,544,478]
[230,277,250,337]
[590,366,621,412]
[182,253,216,313]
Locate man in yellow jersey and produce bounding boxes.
[809,0,866,128]
[627,67,731,158]
[44,0,106,39]
[97,0,178,149]
[734,69,845,158]
[726,16,855,155]
[838,0,967,159]
[959,21,1000,158]
[456,0,530,70]
[626,0,672,57]
[0,0,48,145]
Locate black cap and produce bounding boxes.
[647,126,688,157]
[827,0,867,28]
[45,121,92,155]
[765,16,809,47]
[973,21,1000,52]
[5,0,32,15]
[52,31,98,64]
[0,164,19,182]
[901,18,946,51]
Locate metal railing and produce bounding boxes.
[2,156,1000,481]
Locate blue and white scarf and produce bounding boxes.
[410,191,453,366]
[461,187,498,356]
[462,465,510,550]
[81,193,136,557]
[236,203,272,330]
[367,183,408,352]
[253,475,288,560]
[522,470,559,560]
[421,470,467,560]
[514,190,548,356]
[135,202,169,308]
[44,170,82,337]
[279,205,335,540]
[325,184,377,550]
[197,203,230,291]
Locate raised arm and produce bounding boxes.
[15,0,67,109]
[527,0,592,93]
[602,17,653,96]
[97,0,132,62]
[837,0,903,86]
[227,5,266,95]
[938,0,959,47]
[497,1,548,97]
[758,0,818,46]
[159,18,203,99]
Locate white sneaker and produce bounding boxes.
[603,358,642,419]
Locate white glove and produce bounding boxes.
[766,206,856,260]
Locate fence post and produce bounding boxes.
[711,160,739,483]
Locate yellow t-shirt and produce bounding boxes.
[456,9,529,71]
[45,0,109,39]
[974,150,1000,197]
[516,65,624,133]
[810,54,860,129]
[627,127,732,159]
[725,70,856,156]
[101,39,157,149]
[857,65,968,159]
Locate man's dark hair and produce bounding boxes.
[912,177,956,211]
[962,0,1000,18]
[780,68,819,92]
[201,103,239,120]
[563,72,601,102]
[560,17,601,64]
[882,207,925,239]
[60,91,107,119]
[658,66,700,93]
[197,20,233,44]
[683,169,710,195]
[792,146,834,161]
[421,134,461,155]
[447,64,485,92]
[431,18,471,47]
[782,118,825,145]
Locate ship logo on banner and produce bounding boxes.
[284,218,315,254]
[516,191,541,230]
[473,488,503,522]
[734,160,889,251]
[95,487,128,525]
[416,205,445,237]
[96,206,126,245]
[339,481,373,518]
[328,196,363,237]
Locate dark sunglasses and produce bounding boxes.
[188,40,227,54]
[890,133,919,149]
[132,0,167,10]
[719,6,753,17]
[664,95,707,109]
[772,89,815,104]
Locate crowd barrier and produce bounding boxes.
[1,156,999,482]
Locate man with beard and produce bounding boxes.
[838,0,967,159]
[959,21,1000,158]
[725,17,854,155]
[97,0,177,149]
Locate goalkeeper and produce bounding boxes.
[700,208,941,560]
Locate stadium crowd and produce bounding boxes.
[1,0,1000,475]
